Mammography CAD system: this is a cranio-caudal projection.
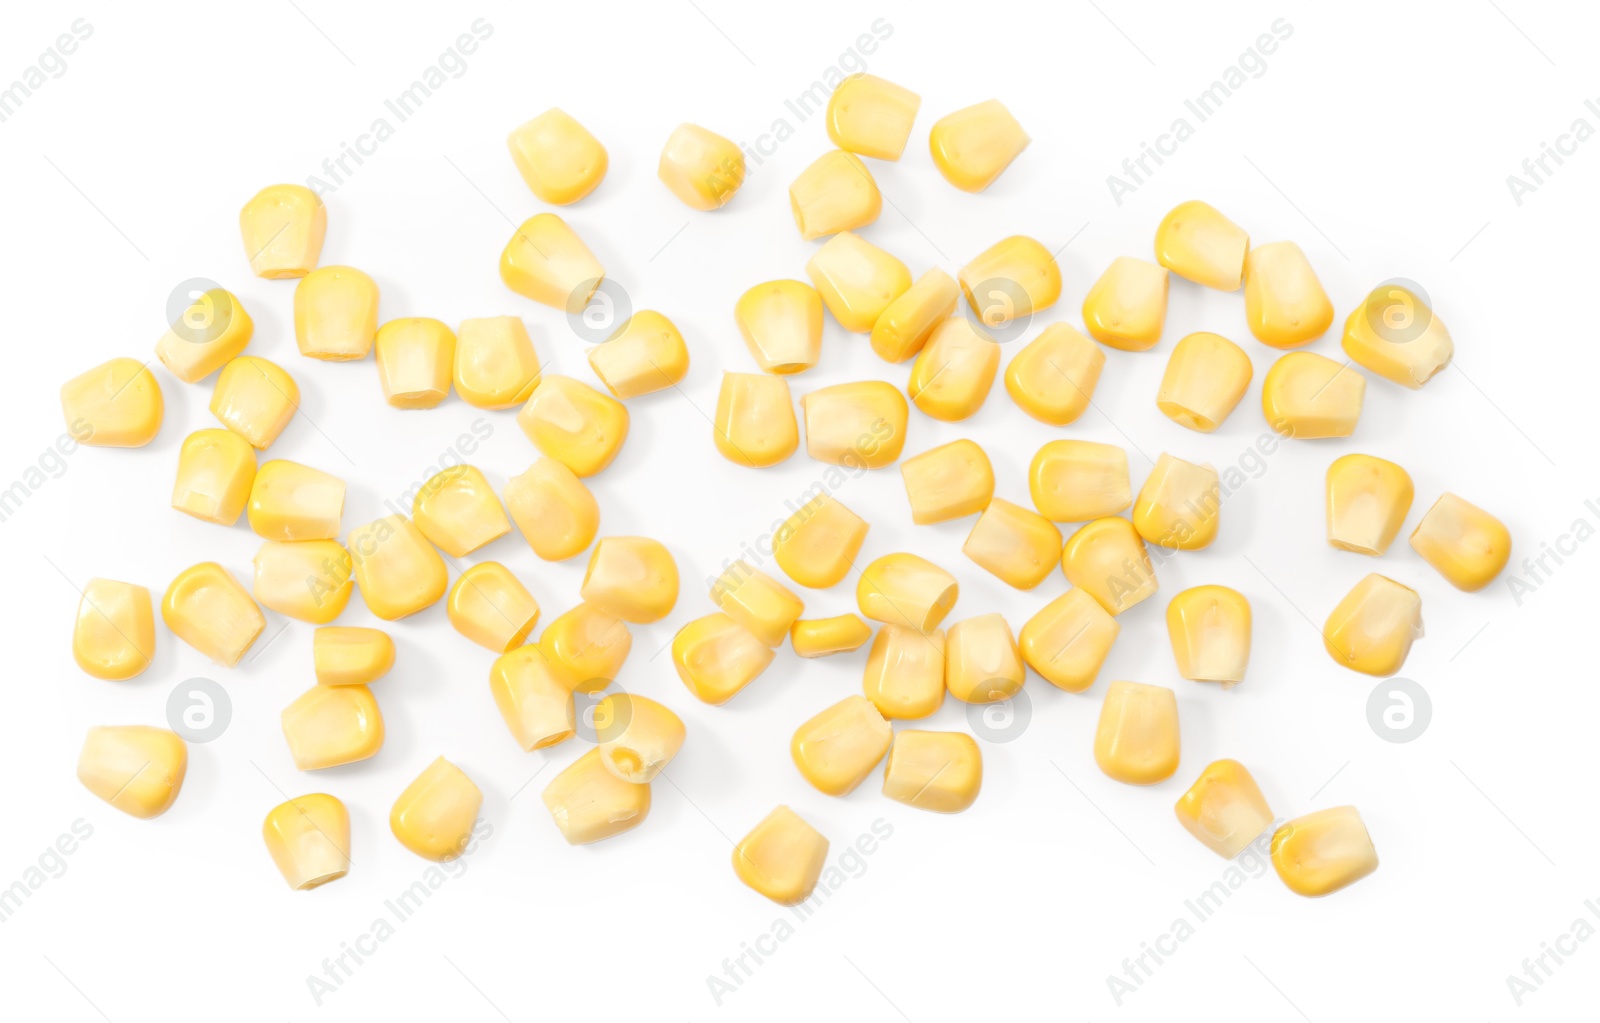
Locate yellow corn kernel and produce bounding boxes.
[489,645,575,750]
[900,439,994,525]
[714,372,798,468]
[156,288,255,383]
[252,539,353,624]
[945,613,1024,704]
[960,235,1062,327]
[294,267,377,361]
[883,731,982,813]
[1271,806,1378,897]
[247,459,344,541]
[1326,454,1413,555]
[713,562,805,647]
[928,99,1028,192]
[313,626,394,686]
[1323,573,1423,676]
[1028,440,1130,523]
[589,310,689,398]
[863,624,945,719]
[791,614,872,658]
[1262,352,1366,439]
[658,123,744,210]
[1410,493,1511,592]
[733,806,828,905]
[1154,200,1249,291]
[499,213,604,312]
[856,552,959,630]
[375,317,454,409]
[800,380,909,468]
[580,536,678,624]
[60,357,162,447]
[1060,517,1159,615]
[772,493,869,589]
[827,73,920,160]
[1004,323,1105,426]
[1244,241,1333,348]
[506,107,607,205]
[673,612,775,705]
[963,499,1062,590]
[281,683,384,770]
[1095,680,1180,785]
[1174,759,1273,858]
[1342,283,1453,388]
[448,562,541,653]
[869,268,959,363]
[595,694,685,783]
[538,602,632,692]
[1134,453,1221,551]
[240,184,326,279]
[543,747,651,845]
[210,357,297,449]
[909,318,1001,422]
[790,149,881,240]
[73,579,154,681]
[162,562,265,666]
[172,429,256,525]
[806,231,912,333]
[347,514,449,620]
[263,793,350,889]
[736,281,824,374]
[412,465,510,557]
[77,725,186,819]
[1018,588,1118,693]
[1083,257,1169,352]
[391,757,483,862]
[1167,585,1251,687]
[518,375,629,477]
[504,459,598,562]
[792,695,892,796]
[454,316,541,411]
[1157,332,1252,433]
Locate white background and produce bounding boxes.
[1,0,1595,1020]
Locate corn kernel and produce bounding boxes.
[448,562,541,653]
[1003,323,1105,426]
[1154,200,1248,291]
[869,268,959,363]
[791,614,872,658]
[658,123,744,210]
[673,613,775,705]
[945,613,1024,703]
[1244,242,1333,348]
[715,372,798,468]
[863,624,945,719]
[504,459,598,562]
[828,73,920,160]
[412,465,510,557]
[391,757,482,861]
[240,184,325,279]
[883,731,982,813]
[1326,454,1413,556]
[294,267,377,361]
[281,683,384,770]
[263,793,351,889]
[773,493,869,588]
[1342,283,1453,388]
[1157,332,1252,433]
[162,562,265,666]
[73,579,154,681]
[489,645,575,750]
[806,231,911,333]
[1060,517,1158,615]
[713,562,805,647]
[909,318,1001,422]
[1028,440,1130,523]
[790,149,881,239]
[1323,573,1423,676]
[156,288,255,382]
[538,602,632,692]
[77,725,186,819]
[247,459,344,541]
[518,375,629,477]
[595,694,685,783]
[960,235,1062,327]
[1271,806,1378,897]
[507,107,607,205]
[61,358,162,447]
[348,514,449,620]
[733,806,828,905]
[1167,585,1251,687]
[928,99,1028,192]
[543,747,651,844]
[736,281,824,374]
[1083,257,1169,352]
[800,381,909,468]
[1174,759,1273,858]
[792,695,892,796]
[1410,493,1511,592]
[454,316,542,410]
[900,439,994,525]
[375,317,454,409]
[963,499,1062,590]
[1133,453,1221,551]
[210,357,297,449]
[313,627,394,686]
[172,429,256,525]
[580,536,678,623]
[1018,588,1118,693]
[1262,352,1366,439]
[1094,680,1180,785]
[499,213,604,312]
[252,539,353,624]
[589,310,689,397]
[857,552,959,630]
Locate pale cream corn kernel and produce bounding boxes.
[1174,759,1273,858]
[348,514,449,621]
[247,459,344,541]
[518,375,629,477]
[543,747,651,845]
[1326,454,1414,556]
[448,562,541,653]
[862,624,945,719]
[736,280,824,374]
[1003,324,1103,427]
[1262,352,1366,439]
[281,683,384,770]
[1342,283,1453,388]
[61,357,162,447]
[77,726,186,819]
[928,99,1029,192]
[211,357,298,448]
[162,562,265,666]
[883,731,982,813]
[156,288,255,382]
[1323,573,1423,676]
[588,310,690,397]
[945,613,1024,704]
[294,267,377,361]
[1133,453,1221,551]
[791,615,872,658]
[506,107,608,205]
[1410,493,1512,592]
[263,793,351,890]
[252,539,353,624]
[539,603,632,692]
[800,381,909,468]
[806,231,912,333]
[1157,332,1253,433]
[790,150,881,240]
[1083,256,1169,352]
[870,268,959,363]
[909,318,1001,422]
[314,627,394,686]
[454,316,541,410]
[715,372,798,468]
[791,695,893,796]
[1018,588,1118,693]
[901,439,994,525]
[1244,242,1333,348]
[827,73,920,160]
[489,645,575,750]
[391,757,483,862]
[1272,806,1379,897]
[1094,680,1180,785]
[772,493,869,589]
[412,465,511,557]
[1154,200,1248,291]
[658,123,745,210]
[1166,585,1251,687]
[375,317,454,409]
[856,552,959,630]
[172,429,256,526]
[499,213,604,312]
[504,459,599,562]
[963,499,1062,590]
[1028,440,1130,523]
[1060,517,1159,615]
[580,536,679,624]
[595,694,685,783]
[713,562,805,647]
[240,184,326,279]
[73,579,154,681]
[673,613,775,705]
[733,806,829,905]
[960,235,1062,327]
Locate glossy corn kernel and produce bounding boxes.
[1175,759,1273,858]
[1004,323,1105,426]
[945,613,1024,704]
[162,562,265,666]
[263,793,351,889]
[252,539,353,624]
[313,627,394,686]
[391,757,482,862]
[209,357,297,449]
[658,123,744,210]
[580,536,678,623]
[792,614,872,658]
[1060,517,1159,615]
[1326,454,1413,555]
[800,381,909,468]
[1343,283,1453,388]
[172,429,256,525]
[247,459,344,541]
[1134,453,1221,551]
[504,459,598,562]
[73,579,154,681]
[928,99,1028,192]
[673,613,775,705]
[960,235,1062,327]
[589,310,689,398]
[1244,242,1333,348]
[347,515,449,620]
[240,184,325,278]
[1410,493,1511,592]
[773,493,869,589]
[1095,680,1180,785]
[507,107,607,205]
[863,624,945,719]
[715,372,798,468]
[375,317,454,409]
[294,267,377,361]
[713,562,805,647]
[489,645,575,750]
[790,149,881,240]
[1167,585,1251,687]
[806,232,912,333]
[156,288,255,383]
[77,726,186,819]
[448,562,541,653]
[1323,573,1423,676]
[1028,440,1130,523]
[1157,332,1252,433]
[1262,352,1366,439]
[538,602,632,692]
[412,465,510,557]
[1154,200,1249,291]
[870,268,959,363]
[733,806,828,905]
[543,747,651,845]
[900,439,993,525]
[595,694,685,783]
[60,358,163,447]
[828,73,920,160]
[1019,588,1118,692]
[1083,257,1169,352]
[281,683,384,770]
[736,281,824,375]
[1271,806,1378,897]
[499,213,604,312]
[883,731,982,813]
[518,375,629,477]
[857,552,959,630]
[909,318,1001,422]
[792,695,892,796]
[963,499,1062,590]
[454,316,541,410]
